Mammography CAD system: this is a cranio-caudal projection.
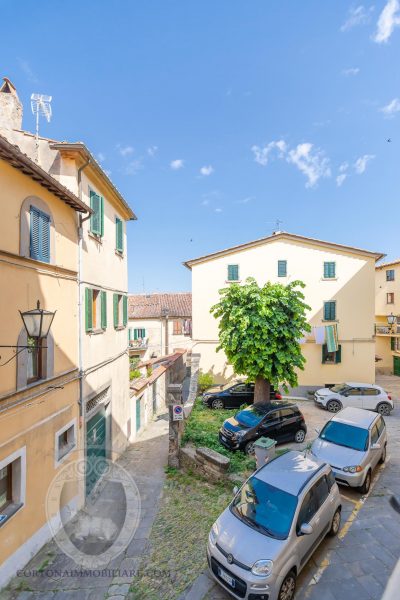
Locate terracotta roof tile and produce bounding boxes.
[128,293,192,319]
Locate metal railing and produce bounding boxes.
[375,324,400,335]
[129,338,148,349]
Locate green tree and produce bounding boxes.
[211,278,311,404]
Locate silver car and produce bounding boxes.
[314,382,393,416]
[207,451,341,600]
[311,407,387,494]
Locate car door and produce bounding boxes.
[295,487,320,569]
[369,423,381,469]
[342,386,363,409]
[276,408,297,441]
[259,410,281,441]
[361,387,380,410]
[296,476,331,568]
[225,384,247,408]
[246,383,255,404]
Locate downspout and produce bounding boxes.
[165,315,169,356]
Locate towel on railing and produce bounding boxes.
[326,324,339,352]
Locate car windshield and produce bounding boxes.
[235,406,267,427]
[330,384,350,394]
[231,476,297,540]
[320,421,368,452]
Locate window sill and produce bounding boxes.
[225,280,241,284]
[322,320,339,323]
[114,325,125,331]
[321,277,337,281]
[56,443,76,466]
[115,250,124,258]
[0,503,23,528]
[88,233,103,244]
[89,328,106,335]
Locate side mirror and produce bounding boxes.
[372,443,381,450]
[300,523,313,536]
[233,486,239,495]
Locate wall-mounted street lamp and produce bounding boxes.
[387,313,397,326]
[0,300,56,365]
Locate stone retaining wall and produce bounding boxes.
[180,445,230,482]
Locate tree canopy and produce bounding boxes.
[210,278,311,401]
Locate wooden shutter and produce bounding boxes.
[324,262,336,278]
[85,288,93,331]
[322,344,328,363]
[134,328,138,340]
[90,191,101,235]
[113,294,119,328]
[101,291,107,329]
[335,345,342,364]
[391,337,395,351]
[228,264,239,281]
[324,301,336,321]
[123,295,128,326]
[100,196,104,237]
[30,207,40,260]
[116,218,123,253]
[278,260,287,277]
[30,206,50,262]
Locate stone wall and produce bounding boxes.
[180,445,230,482]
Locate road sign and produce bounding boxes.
[172,404,184,421]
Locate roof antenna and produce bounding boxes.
[30,93,52,162]
[272,219,283,234]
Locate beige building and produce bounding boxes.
[0,133,89,585]
[375,259,400,376]
[184,231,384,394]
[128,293,192,361]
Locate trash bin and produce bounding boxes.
[254,437,277,469]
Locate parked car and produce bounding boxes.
[311,406,387,494]
[207,450,341,600]
[219,402,307,455]
[203,381,282,409]
[314,382,393,416]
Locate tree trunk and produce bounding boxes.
[254,376,271,405]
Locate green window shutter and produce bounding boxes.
[101,291,107,329]
[30,206,50,262]
[227,264,239,281]
[85,288,93,332]
[100,196,104,237]
[278,260,287,277]
[324,301,336,321]
[324,262,336,278]
[116,218,123,252]
[391,337,395,351]
[113,293,119,328]
[335,345,342,364]
[134,328,138,340]
[90,191,101,235]
[123,295,128,326]
[322,344,328,363]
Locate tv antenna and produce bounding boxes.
[31,93,52,161]
[266,219,284,234]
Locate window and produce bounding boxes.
[326,470,336,491]
[0,448,26,526]
[393,337,400,352]
[113,294,128,328]
[0,465,12,512]
[227,264,239,281]
[173,320,183,335]
[387,293,395,304]
[132,328,146,340]
[322,344,342,364]
[362,387,379,396]
[324,262,336,279]
[386,270,395,282]
[56,422,76,464]
[279,408,294,418]
[376,417,385,437]
[232,384,247,393]
[85,289,107,332]
[370,424,380,445]
[278,260,287,277]
[297,489,318,533]
[27,337,43,383]
[313,476,330,509]
[116,217,123,253]
[30,206,50,262]
[346,387,362,396]
[89,190,104,237]
[323,301,336,321]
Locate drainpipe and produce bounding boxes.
[165,315,169,355]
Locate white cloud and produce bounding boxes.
[17,57,39,83]
[342,67,360,76]
[125,159,143,175]
[199,165,214,176]
[251,140,287,166]
[373,0,400,42]
[201,199,210,206]
[380,97,400,117]
[236,196,254,204]
[336,174,347,187]
[118,145,134,157]
[287,143,331,188]
[341,5,373,31]
[147,145,158,156]
[214,208,223,213]
[354,154,375,174]
[339,162,349,172]
[97,152,106,162]
[170,159,184,170]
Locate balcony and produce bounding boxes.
[129,338,148,351]
[375,324,400,336]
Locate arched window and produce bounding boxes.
[20,196,55,264]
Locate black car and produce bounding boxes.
[202,381,282,409]
[219,402,307,455]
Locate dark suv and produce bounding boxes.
[219,402,307,455]
[202,381,281,409]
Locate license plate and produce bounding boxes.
[218,567,235,588]
[221,435,227,442]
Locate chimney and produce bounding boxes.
[0,78,23,130]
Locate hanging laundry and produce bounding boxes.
[313,326,326,345]
[297,332,308,344]
[326,324,339,352]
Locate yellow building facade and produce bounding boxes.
[184,232,383,394]
[375,260,400,376]
[0,135,90,585]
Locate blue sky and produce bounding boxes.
[1,1,400,292]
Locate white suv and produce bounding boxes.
[314,382,393,416]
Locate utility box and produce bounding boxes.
[254,437,277,469]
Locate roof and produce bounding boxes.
[50,142,136,221]
[0,134,91,214]
[256,450,324,496]
[128,292,192,319]
[330,407,378,428]
[183,231,385,269]
[130,350,186,393]
[376,258,400,269]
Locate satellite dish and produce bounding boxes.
[30,93,52,161]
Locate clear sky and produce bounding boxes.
[1,1,399,292]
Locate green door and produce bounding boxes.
[86,408,107,496]
[394,356,400,376]
[136,397,142,432]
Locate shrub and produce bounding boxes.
[130,369,142,381]
[197,371,215,393]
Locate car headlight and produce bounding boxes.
[233,430,246,439]
[343,465,363,473]
[209,522,218,545]
[251,559,273,577]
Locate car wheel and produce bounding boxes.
[328,508,341,537]
[244,441,256,456]
[379,444,387,464]
[294,429,306,443]
[278,570,296,600]
[359,469,371,495]
[327,399,342,413]
[377,402,391,416]
[211,398,224,409]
